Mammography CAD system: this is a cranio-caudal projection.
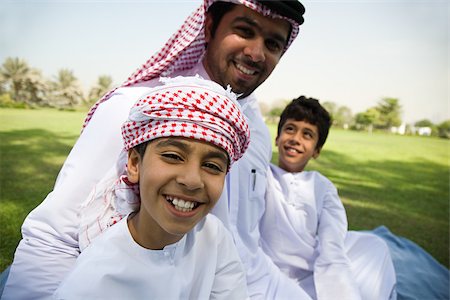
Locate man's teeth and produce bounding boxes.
[236,63,256,75]
[166,196,197,212]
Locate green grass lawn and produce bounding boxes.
[0,108,449,272]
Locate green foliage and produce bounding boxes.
[415,119,434,127]
[375,97,402,129]
[437,120,450,139]
[268,122,449,267]
[88,75,113,104]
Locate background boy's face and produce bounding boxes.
[276,119,320,173]
[127,137,228,248]
[203,5,290,98]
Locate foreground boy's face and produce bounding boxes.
[127,137,228,249]
[276,119,320,173]
[203,5,290,98]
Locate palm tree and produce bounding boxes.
[51,69,84,107]
[88,75,113,103]
[0,57,49,105]
[0,57,30,102]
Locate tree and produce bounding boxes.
[50,69,84,107]
[334,106,353,128]
[437,120,450,139]
[88,75,113,103]
[355,108,379,133]
[322,101,337,118]
[375,97,402,129]
[414,119,434,127]
[0,57,47,104]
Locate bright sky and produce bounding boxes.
[1,0,448,124]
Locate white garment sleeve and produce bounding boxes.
[2,91,139,300]
[210,223,249,300]
[313,177,362,300]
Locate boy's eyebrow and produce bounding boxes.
[155,138,229,164]
[205,149,229,166]
[155,138,190,152]
[232,16,288,46]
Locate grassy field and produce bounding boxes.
[0,108,449,272]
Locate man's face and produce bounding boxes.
[203,5,291,98]
[276,119,320,173]
[127,137,228,249]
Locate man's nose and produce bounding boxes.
[243,38,265,63]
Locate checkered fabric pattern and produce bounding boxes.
[82,0,301,128]
[122,76,250,166]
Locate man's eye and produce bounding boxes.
[266,40,282,53]
[235,26,253,38]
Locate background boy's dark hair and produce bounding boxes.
[277,96,332,150]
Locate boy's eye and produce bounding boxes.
[203,162,225,174]
[161,153,183,162]
[284,126,295,133]
[303,131,314,139]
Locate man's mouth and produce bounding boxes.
[165,195,200,213]
[235,62,257,76]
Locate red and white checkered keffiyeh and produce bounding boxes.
[82,0,301,129]
[122,76,250,166]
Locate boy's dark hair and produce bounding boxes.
[134,141,149,158]
[277,96,332,150]
[207,2,236,38]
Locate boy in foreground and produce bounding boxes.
[260,96,397,300]
[53,76,250,299]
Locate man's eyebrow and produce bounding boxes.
[232,16,288,45]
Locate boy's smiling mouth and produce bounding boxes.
[165,195,200,213]
[285,146,301,155]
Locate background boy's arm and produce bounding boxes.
[313,174,362,300]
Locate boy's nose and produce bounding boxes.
[176,165,204,191]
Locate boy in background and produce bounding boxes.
[260,96,397,300]
[54,76,250,299]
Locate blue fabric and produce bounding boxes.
[371,226,449,300]
[0,265,10,298]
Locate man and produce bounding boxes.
[2,1,309,299]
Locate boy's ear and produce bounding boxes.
[127,149,141,184]
[204,13,213,43]
[275,135,279,147]
[313,147,321,159]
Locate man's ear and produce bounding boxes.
[127,149,141,184]
[204,13,213,43]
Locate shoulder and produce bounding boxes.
[303,170,335,189]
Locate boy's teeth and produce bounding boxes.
[168,196,196,212]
